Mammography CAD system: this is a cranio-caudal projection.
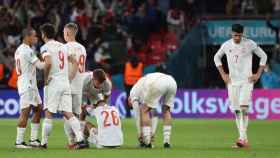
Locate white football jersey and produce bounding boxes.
[82,72,112,105]
[15,43,39,94]
[130,72,174,103]
[64,41,87,94]
[40,40,69,81]
[214,37,267,85]
[89,105,123,146]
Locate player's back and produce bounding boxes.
[41,40,69,81]
[94,105,123,146]
[15,44,38,94]
[140,72,175,94]
[64,41,87,94]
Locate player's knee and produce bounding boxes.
[162,105,170,113]
[44,110,53,119]
[18,114,28,127]
[33,105,42,114]
[241,105,249,115]
[141,105,151,113]
[151,109,158,117]
[234,110,241,115]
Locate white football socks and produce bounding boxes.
[41,118,53,145]
[242,113,249,141]
[235,112,242,140]
[63,118,75,145]
[151,117,158,136]
[30,123,40,141]
[68,117,84,142]
[16,127,26,144]
[163,125,171,144]
[132,101,141,137]
[142,126,151,144]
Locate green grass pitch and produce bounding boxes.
[0,119,279,158]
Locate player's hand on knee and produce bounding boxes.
[221,74,231,84]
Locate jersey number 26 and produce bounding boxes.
[101,110,119,127]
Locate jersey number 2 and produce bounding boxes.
[101,110,119,127]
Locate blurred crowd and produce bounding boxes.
[1,0,280,89]
[0,0,199,88]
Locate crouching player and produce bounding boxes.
[83,100,123,148]
[129,72,177,148]
[80,69,112,132]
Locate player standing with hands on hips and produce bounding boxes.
[214,24,267,148]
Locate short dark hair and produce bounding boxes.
[40,23,56,39]
[22,28,35,38]
[64,22,78,35]
[232,24,244,33]
[92,69,106,83]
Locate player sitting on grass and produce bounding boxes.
[82,99,123,148]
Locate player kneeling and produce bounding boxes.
[82,100,123,148]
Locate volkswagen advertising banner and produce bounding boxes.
[1,89,280,120]
[204,20,280,45]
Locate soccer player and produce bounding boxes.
[214,24,267,148]
[63,22,87,148]
[129,72,177,148]
[15,28,46,148]
[39,23,87,149]
[83,99,123,148]
[80,68,112,131]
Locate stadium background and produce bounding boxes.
[0,1,280,158]
[1,0,280,120]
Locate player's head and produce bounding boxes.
[231,24,244,44]
[92,69,106,89]
[63,22,78,42]
[22,28,38,45]
[40,23,56,42]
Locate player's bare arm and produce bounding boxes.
[249,45,268,83]
[217,66,231,84]
[43,55,52,85]
[68,55,78,82]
